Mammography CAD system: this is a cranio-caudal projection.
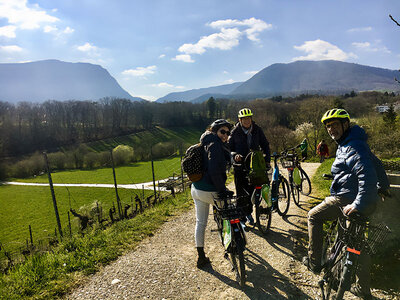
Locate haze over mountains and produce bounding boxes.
[0,60,144,103]
[0,59,399,104]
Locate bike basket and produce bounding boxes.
[214,196,248,220]
[366,223,391,254]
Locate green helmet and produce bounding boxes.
[321,109,350,124]
[238,108,253,118]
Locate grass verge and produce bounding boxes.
[0,190,193,299]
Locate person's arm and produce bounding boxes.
[258,129,271,164]
[206,142,227,193]
[343,146,379,215]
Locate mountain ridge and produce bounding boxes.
[0,59,144,103]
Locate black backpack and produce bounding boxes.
[182,143,205,182]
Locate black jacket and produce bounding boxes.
[228,121,271,163]
[193,131,231,193]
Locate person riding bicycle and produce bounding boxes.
[191,119,233,268]
[228,108,271,225]
[302,108,390,299]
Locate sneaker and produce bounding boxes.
[197,256,211,268]
[350,284,373,300]
[302,256,322,274]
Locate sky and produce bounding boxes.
[0,0,399,101]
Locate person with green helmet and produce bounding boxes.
[302,108,390,299]
[228,108,271,226]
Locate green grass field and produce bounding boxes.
[0,185,154,254]
[12,156,183,184]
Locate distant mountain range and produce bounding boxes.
[1,59,399,104]
[156,60,400,102]
[0,60,144,103]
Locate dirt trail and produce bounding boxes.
[66,163,392,299]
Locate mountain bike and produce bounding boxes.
[213,195,249,287]
[318,208,390,300]
[316,174,391,299]
[270,152,291,216]
[280,148,312,207]
[233,151,273,235]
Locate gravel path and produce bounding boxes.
[66,163,394,299]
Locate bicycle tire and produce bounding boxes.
[291,182,300,207]
[335,262,352,300]
[230,249,246,287]
[324,248,345,300]
[276,176,290,216]
[255,201,272,235]
[299,167,312,196]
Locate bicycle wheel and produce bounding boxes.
[276,176,290,216]
[255,201,272,235]
[335,262,352,300]
[230,249,246,287]
[291,182,300,207]
[323,248,345,300]
[299,168,312,196]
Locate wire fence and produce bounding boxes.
[0,151,191,273]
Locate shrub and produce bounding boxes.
[48,152,68,170]
[84,152,100,169]
[112,145,134,166]
[151,142,175,159]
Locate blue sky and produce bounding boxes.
[0,0,399,101]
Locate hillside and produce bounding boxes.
[232,60,400,96]
[156,82,243,103]
[156,60,400,103]
[0,60,144,103]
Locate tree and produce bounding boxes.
[383,104,397,129]
[206,97,216,119]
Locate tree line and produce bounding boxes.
[0,91,399,178]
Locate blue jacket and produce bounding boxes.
[228,121,271,164]
[192,131,231,193]
[330,125,389,214]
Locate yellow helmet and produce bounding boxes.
[238,108,253,118]
[321,109,350,124]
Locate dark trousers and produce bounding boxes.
[234,169,253,216]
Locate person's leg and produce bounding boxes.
[191,186,212,268]
[306,196,347,269]
[352,251,372,298]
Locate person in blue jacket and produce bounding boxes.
[302,109,390,299]
[191,119,233,268]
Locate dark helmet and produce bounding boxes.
[210,119,232,132]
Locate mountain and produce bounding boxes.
[0,60,144,103]
[231,60,400,97]
[156,82,243,103]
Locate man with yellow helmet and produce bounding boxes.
[228,108,271,225]
[303,108,389,299]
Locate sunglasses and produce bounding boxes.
[218,129,230,136]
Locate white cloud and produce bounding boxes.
[352,41,391,54]
[0,45,23,53]
[158,54,166,59]
[244,70,258,76]
[175,17,272,62]
[0,25,17,38]
[293,39,357,61]
[77,42,98,52]
[224,79,235,84]
[0,0,59,30]
[63,26,74,34]
[122,65,157,77]
[347,26,372,33]
[173,54,195,63]
[150,82,185,89]
[223,70,229,74]
[44,25,57,33]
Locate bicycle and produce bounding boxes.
[317,175,391,299]
[233,151,273,236]
[280,148,312,207]
[270,152,291,216]
[213,195,249,287]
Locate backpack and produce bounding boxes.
[247,150,269,185]
[181,143,205,182]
